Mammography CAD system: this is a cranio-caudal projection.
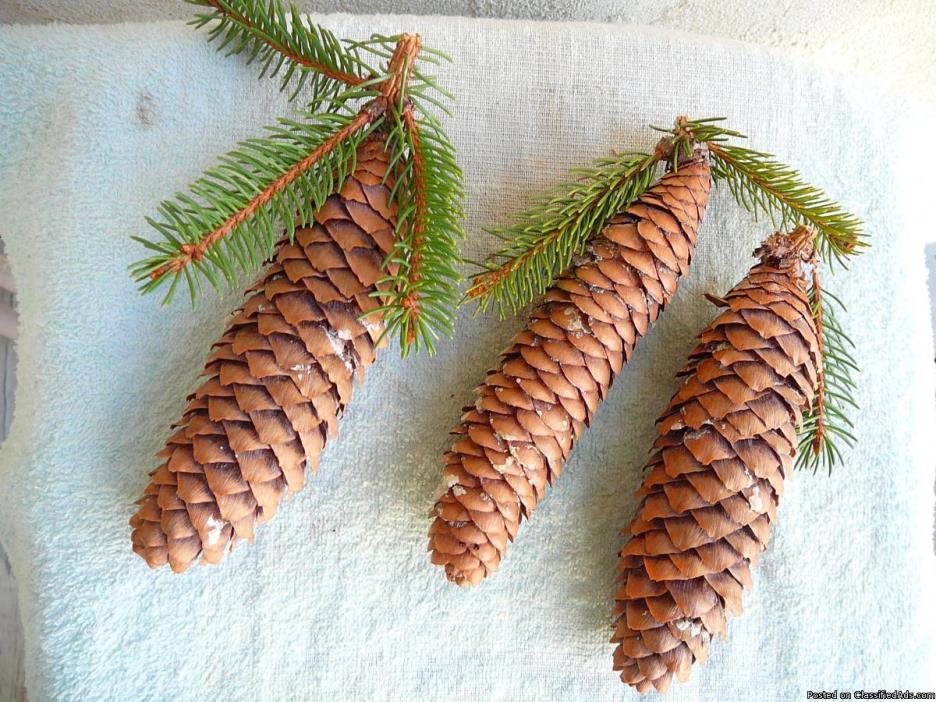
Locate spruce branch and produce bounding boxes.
[705,142,865,267]
[135,102,382,301]
[373,88,464,354]
[321,32,463,355]
[796,265,859,473]
[130,106,380,303]
[467,117,719,316]
[131,16,463,356]
[191,0,368,106]
[467,149,664,316]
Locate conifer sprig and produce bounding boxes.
[191,0,368,105]
[797,268,859,473]
[467,150,664,316]
[469,116,865,314]
[372,103,464,355]
[132,3,464,356]
[130,107,380,303]
[345,34,465,353]
[680,120,867,266]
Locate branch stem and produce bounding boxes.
[150,104,380,280]
[810,266,828,456]
[381,33,421,103]
[149,32,423,283]
[468,230,558,299]
[401,104,427,343]
[205,0,366,86]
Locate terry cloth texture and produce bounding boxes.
[0,14,934,702]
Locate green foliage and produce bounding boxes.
[470,117,865,316]
[796,281,859,473]
[130,110,378,304]
[707,144,865,267]
[373,112,465,355]
[469,150,663,316]
[189,0,368,107]
[130,1,464,356]
[352,35,464,354]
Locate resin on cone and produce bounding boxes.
[612,227,821,693]
[130,136,396,572]
[428,150,712,586]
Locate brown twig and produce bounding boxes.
[150,106,379,280]
[810,265,827,456]
[468,144,671,301]
[400,103,426,343]
[467,232,559,300]
[380,33,421,103]
[205,0,366,86]
[151,33,423,283]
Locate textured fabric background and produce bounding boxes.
[0,14,934,701]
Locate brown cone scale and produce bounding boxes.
[428,154,712,586]
[611,228,821,693]
[130,136,397,572]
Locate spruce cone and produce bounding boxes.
[429,154,712,586]
[611,227,821,693]
[130,136,396,572]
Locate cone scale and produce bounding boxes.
[428,154,713,586]
[612,229,821,693]
[130,136,397,572]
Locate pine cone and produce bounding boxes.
[130,136,396,572]
[428,154,712,586]
[611,227,821,693]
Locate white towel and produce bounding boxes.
[0,14,934,701]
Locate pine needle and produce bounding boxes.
[130,5,464,357]
[130,110,378,304]
[468,150,663,316]
[190,0,369,107]
[796,271,859,473]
